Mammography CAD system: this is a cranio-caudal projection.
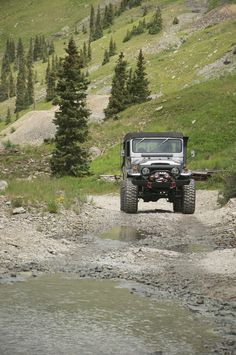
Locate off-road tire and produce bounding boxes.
[182,179,196,214]
[123,179,138,214]
[173,198,182,213]
[120,181,125,211]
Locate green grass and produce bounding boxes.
[4,175,119,209]
[90,74,236,174]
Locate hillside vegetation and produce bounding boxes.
[0,0,236,205]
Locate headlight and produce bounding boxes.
[142,167,150,175]
[171,167,180,176]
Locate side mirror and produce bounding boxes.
[121,150,125,157]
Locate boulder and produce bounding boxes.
[0,180,8,191]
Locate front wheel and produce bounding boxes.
[122,179,138,214]
[182,179,196,214]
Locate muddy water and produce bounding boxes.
[0,274,220,355]
[100,226,144,242]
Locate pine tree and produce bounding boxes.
[148,7,162,34]
[129,49,150,104]
[48,41,55,55]
[107,3,114,26]
[33,35,40,61]
[87,41,92,61]
[50,37,90,177]
[102,49,110,65]
[0,53,11,101]
[9,70,15,97]
[15,51,27,112]
[46,68,56,101]
[89,5,95,41]
[104,52,128,118]
[6,107,11,124]
[27,38,34,67]
[103,5,109,29]
[93,5,103,41]
[26,62,34,106]
[109,37,116,57]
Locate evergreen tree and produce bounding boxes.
[50,37,90,177]
[103,5,109,29]
[48,41,55,55]
[6,107,11,124]
[33,35,40,61]
[89,5,95,41]
[26,61,34,106]
[103,3,114,28]
[45,59,51,84]
[104,52,128,118]
[16,38,24,62]
[107,3,114,26]
[129,49,150,104]
[27,38,34,67]
[0,53,11,101]
[15,51,27,112]
[102,49,110,65]
[148,7,162,34]
[94,5,103,41]
[9,70,15,97]
[109,37,116,57]
[87,41,92,61]
[46,68,56,101]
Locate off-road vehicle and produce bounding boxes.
[120,132,195,214]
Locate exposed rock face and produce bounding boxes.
[89,146,102,159]
[0,180,8,191]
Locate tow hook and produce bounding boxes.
[171,181,177,189]
[146,182,153,189]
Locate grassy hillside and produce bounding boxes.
[0,0,235,204]
[90,74,236,174]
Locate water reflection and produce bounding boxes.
[100,226,144,242]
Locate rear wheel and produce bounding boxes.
[182,179,196,214]
[123,179,138,214]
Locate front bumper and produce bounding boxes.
[132,179,190,189]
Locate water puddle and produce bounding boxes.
[167,243,213,253]
[100,225,144,242]
[0,274,220,355]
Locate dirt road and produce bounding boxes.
[0,190,236,353]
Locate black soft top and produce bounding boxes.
[123,132,185,141]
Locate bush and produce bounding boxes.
[47,200,59,213]
[218,166,236,205]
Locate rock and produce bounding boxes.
[89,146,102,159]
[155,106,163,112]
[0,180,8,191]
[12,207,26,215]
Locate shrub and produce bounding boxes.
[218,166,236,205]
[47,200,59,213]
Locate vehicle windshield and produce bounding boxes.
[132,138,182,154]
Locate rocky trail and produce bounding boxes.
[0,190,236,353]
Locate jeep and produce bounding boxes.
[120,132,195,214]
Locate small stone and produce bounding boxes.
[155,106,163,112]
[12,207,26,215]
[0,180,8,191]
